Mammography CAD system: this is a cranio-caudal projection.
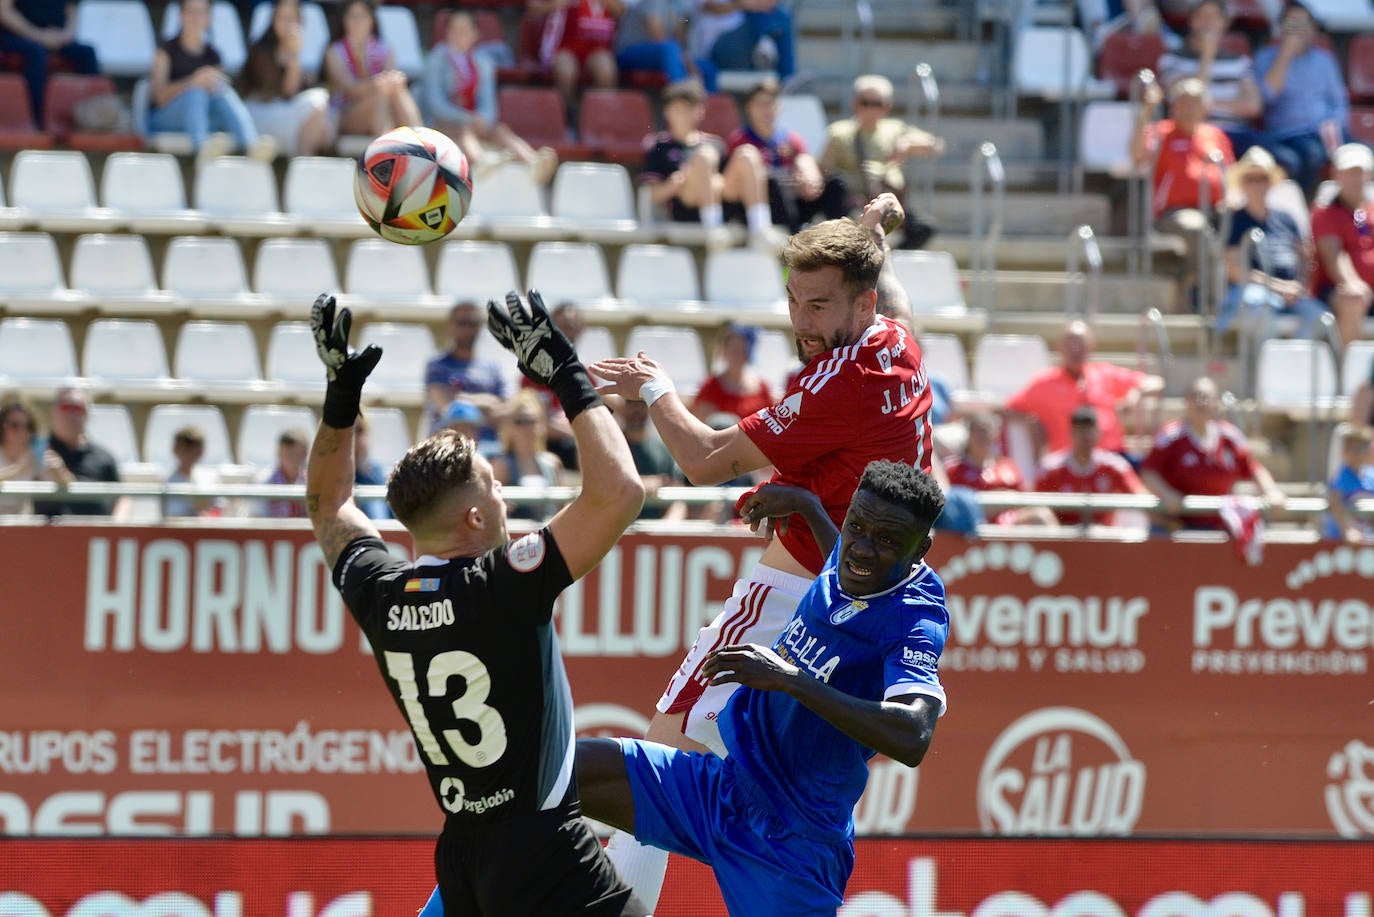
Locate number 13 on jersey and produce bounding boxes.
[384,650,509,768]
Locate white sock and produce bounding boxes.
[747,202,771,233]
[605,829,669,912]
[701,203,724,229]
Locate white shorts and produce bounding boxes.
[655,563,813,756]
[245,88,329,156]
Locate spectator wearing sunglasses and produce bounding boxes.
[33,388,128,519]
[0,397,63,516]
[1310,143,1374,348]
[491,389,566,521]
[425,301,509,440]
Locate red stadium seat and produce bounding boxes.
[1348,35,1374,103]
[0,73,53,150]
[496,13,550,85]
[1228,0,1271,31]
[702,92,741,138]
[1351,107,1374,147]
[43,74,142,152]
[579,88,654,164]
[623,69,669,92]
[497,85,591,159]
[1097,31,1166,99]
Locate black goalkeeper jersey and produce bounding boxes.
[334,528,579,822]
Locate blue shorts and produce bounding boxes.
[619,738,854,917]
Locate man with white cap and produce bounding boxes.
[1310,142,1374,346]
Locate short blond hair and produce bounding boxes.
[783,219,885,299]
[1170,77,1210,103]
[852,74,893,102]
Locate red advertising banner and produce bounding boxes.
[1,837,1371,916]
[1,525,1372,839]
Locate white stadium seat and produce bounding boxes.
[471,331,521,401]
[1267,179,1311,239]
[1257,339,1339,416]
[752,329,798,398]
[435,240,521,304]
[9,150,118,233]
[194,157,294,236]
[344,239,446,314]
[624,326,708,398]
[254,237,339,302]
[918,332,971,394]
[363,406,411,469]
[1297,0,1374,31]
[76,0,158,77]
[575,326,617,367]
[101,152,207,234]
[776,94,828,161]
[0,318,79,389]
[265,321,326,393]
[1014,26,1114,100]
[466,161,565,240]
[163,236,267,315]
[616,244,702,309]
[0,232,86,313]
[703,249,786,313]
[1344,340,1374,396]
[550,163,638,243]
[82,319,179,399]
[972,334,1051,402]
[0,179,28,230]
[357,323,437,397]
[283,157,370,236]
[1078,102,1136,178]
[145,404,234,467]
[70,234,175,313]
[376,6,425,79]
[889,250,969,317]
[173,321,272,400]
[87,403,141,466]
[237,404,318,469]
[161,0,247,75]
[248,0,329,74]
[525,242,617,311]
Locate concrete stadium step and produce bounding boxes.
[957,269,1177,315]
[925,116,1045,163]
[927,190,1110,236]
[795,37,983,84]
[795,1,960,38]
[935,234,1170,272]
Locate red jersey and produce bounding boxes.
[944,455,1025,491]
[694,375,774,422]
[1145,120,1234,218]
[737,316,933,574]
[1141,419,1256,528]
[1035,448,1147,526]
[1309,197,1374,294]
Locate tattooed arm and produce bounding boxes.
[306,422,381,570]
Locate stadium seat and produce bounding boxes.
[0,183,24,231]
[1351,37,1374,103]
[0,73,51,151]
[624,326,708,398]
[44,75,142,152]
[465,161,566,240]
[889,251,969,317]
[703,249,786,313]
[752,328,798,397]
[549,162,639,243]
[1096,31,1166,98]
[161,0,247,75]
[776,94,828,160]
[254,237,340,302]
[144,404,234,467]
[265,321,326,393]
[500,11,550,86]
[1077,101,1136,178]
[525,242,618,312]
[163,236,268,316]
[471,329,522,397]
[9,150,117,232]
[75,0,159,77]
[194,156,294,236]
[357,323,437,398]
[364,406,411,470]
[173,321,273,401]
[248,0,329,74]
[237,404,318,469]
[71,234,175,314]
[435,240,521,304]
[616,244,703,309]
[344,239,447,316]
[1257,339,1339,416]
[1267,179,1311,238]
[0,232,86,312]
[578,89,655,164]
[0,317,79,390]
[918,332,971,395]
[1342,340,1374,396]
[87,403,141,466]
[376,6,425,79]
[101,152,206,234]
[702,93,741,138]
[497,86,590,160]
[82,318,179,399]
[282,157,370,237]
[972,334,1052,402]
[575,325,617,367]
[1352,107,1374,147]
[1014,27,1115,100]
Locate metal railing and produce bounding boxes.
[969,142,1005,317]
[1196,148,1230,364]
[1126,70,1156,277]
[1236,226,1272,417]
[1306,311,1344,487]
[906,62,940,216]
[1135,307,1173,441]
[1065,224,1103,320]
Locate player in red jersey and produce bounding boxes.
[587,193,934,909]
[1140,376,1286,529]
[1035,406,1148,527]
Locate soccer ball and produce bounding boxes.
[353,126,473,245]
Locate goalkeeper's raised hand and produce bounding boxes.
[487,290,602,421]
[311,293,382,428]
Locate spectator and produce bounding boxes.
[1310,143,1374,348]
[616,396,687,521]
[1219,145,1323,337]
[820,74,942,250]
[33,388,128,519]
[1322,424,1374,543]
[1156,0,1263,154]
[261,427,308,519]
[439,399,485,444]
[1131,77,1234,309]
[148,0,274,162]
[615,0,699,88]
[1140,376,1285,530]
[0,0,98,127]
[423,11,558,184]
[689,0,794,81]
[425,301,509,439]
[162,425,224,518]
[0,397,56,515]
[237,0,332,156]
[1089,0,1180,52]
[530,0,620,118]
[730,78,847,233]
[1035,406,1150,527]
[491,389,566,520]
[1254,1,1348,196]
[641,78,782,247]
[692,324,773,422]
[1004,320,1165,457]
[353,412,391,520]
[323,0,421,139]
[944,412,1055,526]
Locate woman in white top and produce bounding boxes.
[238,0,332,155]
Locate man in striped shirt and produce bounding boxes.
[1156,0,1263,153]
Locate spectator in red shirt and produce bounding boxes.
[1310,142,1374,348]
[1140,376,1286,530]
[1036,406,1149,527]
[692,324,774,423]
[531,0,620,116]
[1004,320,1164,457]
[1131,76,1235,309]
[945,412,1054,526]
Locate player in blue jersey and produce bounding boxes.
[576,459,948,916]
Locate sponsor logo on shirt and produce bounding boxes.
[902,645,940,670]
[439,776,515,816]
[830,599,867,625]
[509,532,546,572]
[761,391,803,435]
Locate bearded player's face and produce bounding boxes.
[787,265,870,363]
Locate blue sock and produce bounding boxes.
[418,886,443,916]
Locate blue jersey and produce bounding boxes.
[717,542,949,840]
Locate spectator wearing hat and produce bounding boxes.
[1035,406,1150,527]
[163,425,224,518]
[440,399,485,443]
[1310,143,1374,348]
[1218,145,1323,337]
[1254,1,1349,195]
[691,324,774,423]
[1156,0,1263,154]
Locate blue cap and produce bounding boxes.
[443,400,483,426]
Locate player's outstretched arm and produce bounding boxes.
[487,290,644,580]
[305,294,384,569]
